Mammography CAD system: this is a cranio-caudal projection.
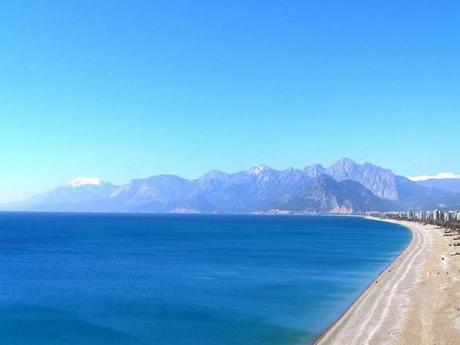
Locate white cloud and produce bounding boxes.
[69,177,103,188]
[408,172,460,182]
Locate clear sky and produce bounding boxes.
[1,1,459,202]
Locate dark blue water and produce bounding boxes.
[0,213,410,345]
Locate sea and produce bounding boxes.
[0,213,410,345]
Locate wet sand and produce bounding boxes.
[315,219,460,345]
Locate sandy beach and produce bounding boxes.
[315,218,460,345]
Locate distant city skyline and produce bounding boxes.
[1,1,459,202]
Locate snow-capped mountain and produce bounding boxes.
[8,159,460,213]
[411,173,460,194]
[68,177,105,188]
[409,173,460,182]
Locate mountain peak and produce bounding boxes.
[327,159,399,201]
[69,177,104,188]
[202,169,228,177]
[333,157,357,167]
[304,164,326,177]
[198,169,229,181]
[327,158,358,178]
[249,164,271,175]
[11,159,460,213]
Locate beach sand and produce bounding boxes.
[315,219,460,345]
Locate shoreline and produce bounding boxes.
[311,216,413,344]
[314,217,460,345]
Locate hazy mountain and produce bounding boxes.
[416,178,460,194]
[105,165,391,213]
[9,182,119,212]
[393,176,460,210]
[8,159,460,213]
[304,164,326,178]
[325,158,458,209]
[110,175,195,212]
[327,158,399,201]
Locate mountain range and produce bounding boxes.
[5,158,460,214]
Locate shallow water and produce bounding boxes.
[0,213,410,345]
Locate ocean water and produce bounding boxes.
[0,213,410,345]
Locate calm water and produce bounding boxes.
[0,213,410,345]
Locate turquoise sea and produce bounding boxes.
[0,213,410,345]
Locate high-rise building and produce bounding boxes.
[433,209,441,222]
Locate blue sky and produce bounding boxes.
[1,1,459,202]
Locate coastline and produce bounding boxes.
[314,217,460,345]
